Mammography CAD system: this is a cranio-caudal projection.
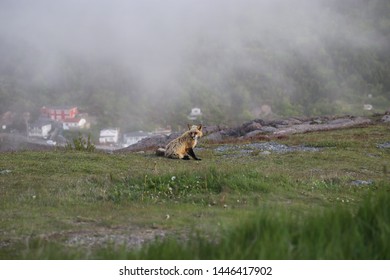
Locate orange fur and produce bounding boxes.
[157,124,203,160]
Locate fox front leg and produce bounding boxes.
[187,148,201,161]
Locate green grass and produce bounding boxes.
[0,123,389,259]
[131,188,390,260]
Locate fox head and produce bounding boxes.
[187,124,203,140]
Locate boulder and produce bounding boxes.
[243,122,263,133]
[244,130,266,138]
[203,131,225,142]
[381,115,390,123]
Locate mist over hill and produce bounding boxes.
[1,0,389,130]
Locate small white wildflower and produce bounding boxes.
[171,176,176,181]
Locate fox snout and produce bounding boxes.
[190,132,199,139]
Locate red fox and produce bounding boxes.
[156,124,203,160]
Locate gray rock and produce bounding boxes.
[260,126,278,133]
[244,122,263,133]
[204,131,225,142]
[377,142,390,149]
[286,118,304,125]
[244,130,266,138]
[381,115,390,123]
[328,118,353,125]
[351,180,374,186]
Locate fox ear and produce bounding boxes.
[197,124,202,130]
[187,124,191,130]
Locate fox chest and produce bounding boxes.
[174,139,196,151]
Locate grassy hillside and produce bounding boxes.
[0,123,389,259]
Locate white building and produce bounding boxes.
[188,107,202,120]
[62,118,87,130]
[122,131,152,147]
[99,128,120,144]
[28,118,52,139]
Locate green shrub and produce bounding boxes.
[65,133,96,152]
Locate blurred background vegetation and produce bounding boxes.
[0,0,389,131]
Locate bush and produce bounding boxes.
[65,133,96,152]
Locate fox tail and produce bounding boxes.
[156,147,166,157]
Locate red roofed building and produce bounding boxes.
[40,106,78,121]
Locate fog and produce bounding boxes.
[0,0,388,128]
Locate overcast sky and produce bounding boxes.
[0,0,385,104]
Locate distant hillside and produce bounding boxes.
[1,0,389,130]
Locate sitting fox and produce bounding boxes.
[156,124,203,160]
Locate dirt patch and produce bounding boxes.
[63,227,167,249]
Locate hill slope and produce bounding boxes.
[1,117,389,259]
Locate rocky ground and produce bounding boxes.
[1,112,389,153]
[0,133,55,152]
[117,112,389,153]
